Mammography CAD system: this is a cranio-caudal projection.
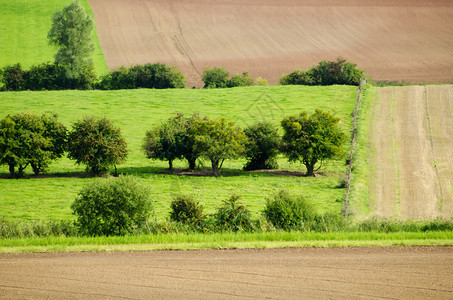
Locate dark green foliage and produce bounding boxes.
[97,63,185,90]
[0,113,67,177]
[280,57,365,86]
[202,67,230,88]
[71,176,153,236]
[227,72,254,87]
[191,117,247,177]
[48,1,95,81]
[281,109,346,176]
[0,64,25,91]
[244,122,280,170]
[67,116,128,176]
[170,195,205,226]
[213,195,254,232]
[263,190,317,230]
[143,113,202,170]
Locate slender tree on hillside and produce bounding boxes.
[48,1,95,81]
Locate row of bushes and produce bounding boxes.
[0,62,186,91]
[0,58,364,91]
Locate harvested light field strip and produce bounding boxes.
[370,85,453,219]
[88,0,453,87]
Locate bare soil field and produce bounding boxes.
[88,0,453,87]
[1,247,452,299]
[370,85,453,219]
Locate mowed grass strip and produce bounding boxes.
[0,85,357,221]
[1,231,452,253]
[0,0,108,76]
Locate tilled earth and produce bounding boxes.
[1,247,452,299]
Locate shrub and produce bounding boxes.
[202,67,229,88]
[67,116,128,176]
[263,190,316,230]
[280,57,365,86]
[170,195,205,226]
[71,176,153,236]
[213,195,254,232]
[227,72,254,87]
[0,64,25,91]
[256,76,268,86]
[244,122,280,170]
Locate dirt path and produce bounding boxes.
[371,85,453,219]
[88,0,453,87]
[1,247,452,299]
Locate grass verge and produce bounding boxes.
[1,231,452,254]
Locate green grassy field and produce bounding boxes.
[0,85,357,221]
[0,0,108,76]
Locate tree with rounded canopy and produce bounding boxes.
[0,113,67,177]
[67,116,128,176]
[191,118,247,177]
[48,1,95,81]
[244,122,280,170]
[281,109,345,177]
[143,113,203,171]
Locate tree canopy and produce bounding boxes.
[281,109,345,176]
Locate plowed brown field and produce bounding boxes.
[1,247,453,299]
[88,0,453,87]
[371,85,453,219]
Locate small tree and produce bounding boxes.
[281,109,345,176]
[191,118,247,177]
[0,113,67,177]
[244,122,280,170]
[170,195,205,226]
[227,72,254,87]
[213,194,254,232]
[71,176,153,236]
[67,116,128,176]
[202,67,229,88]
[0,64,25,91]
[48,1,95,82]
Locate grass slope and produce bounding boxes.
[0,86,357,221]
[0,0,108,76]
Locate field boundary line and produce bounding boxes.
[343,79,366,217]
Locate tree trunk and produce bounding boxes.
[187,158,196,171]
[168,159,173,171]
[211,159,220,177]
[305,163,315,177]
[8,164,15,178]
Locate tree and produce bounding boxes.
[0,64,25,91]
[48,1,95,82]
[67,116,128,176]
[202,67,229,88]
[244,122,280,170]
[71,176,153,236]
[191,118,247,177]
[227,72,254,87]
[0,113,67,177]
[143,113,204,171]
[281,109,345,177]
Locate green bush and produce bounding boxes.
[244,122,280,170]
[263,190,316,230]
[227,72,254,87]
[0,64,25,91]
[280,57,364,86]
[71,176,153,236]
[170,195,205,226]
[213,195,254,232]
[202,67,230,88]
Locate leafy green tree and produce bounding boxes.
[281,109,345,177]
[143,113,203,171]
[48,1,95,82]
[244,122,280,170]
[71,176,153,236]
[191,118,247,177]
[202,67,229,88]
[67,116,128,176]
[227,72,254,87]
[0,64,25,91]
[0,113,67,177]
